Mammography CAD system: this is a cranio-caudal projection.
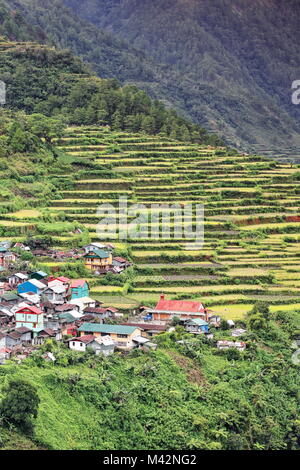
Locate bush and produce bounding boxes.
[0,379,40,435]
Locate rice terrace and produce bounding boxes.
[2,125,300,318]
[0,1,300,453]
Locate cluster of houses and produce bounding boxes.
[29,242,131,274]
[0,240,131,276]
[0,241,246,364]
[0,273,246,363]
[0,269,131,362]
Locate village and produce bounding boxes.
[0,239,246,364]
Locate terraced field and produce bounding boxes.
[2,126,300,318]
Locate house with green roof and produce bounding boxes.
[84,249,113,272]
[0,291,20,305]
[30,271,48,280]
[78,322,142,350]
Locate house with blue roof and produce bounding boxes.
[17,279,46,295]
[184,318,209,334]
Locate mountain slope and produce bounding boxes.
[4,0,163,85]
[0,36,222,145]
[62,0,300,153]
[0,0,46,42]
[5,0,219,137]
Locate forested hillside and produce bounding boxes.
[5,0,300,153]
[1,309,300,450]
[4,0,161,84]
[0,1,45,42]
[61,0,300,153]
[0,34,222,144]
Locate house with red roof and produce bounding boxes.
[146,294,208,322]
[48,276,70,288]
[69,280,89,299]
[68,334,115,356]
[15,304,44,333]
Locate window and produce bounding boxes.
[72,342,76,346]
[117,334,128,338]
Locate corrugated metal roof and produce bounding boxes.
[16,304,42,315]
[186,319,208,326]
[155,296,205,313]
[78,323,138,335]
[84,249,110,259]
[70,279,87,288]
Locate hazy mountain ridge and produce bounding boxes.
[2,0,300,153]
[63,0,300,153]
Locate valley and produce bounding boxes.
[0,5,299,451]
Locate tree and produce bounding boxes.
[141,115,156,134]
[27,114,66,143]
[0,379,40,434]
[251,301,270,320]
[8,122,36,153]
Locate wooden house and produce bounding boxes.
[83,306,118,322]
[35,328,62,345]
[69,297,95,314]
[4,327,32,348]
[30,271,48,281]
[8,272,29,287]
[58,312,77,336]
[14,327,32,343]
[48,276,70,288]
[17,279,46,295]
[42,283,67,304]
[0,249,17,269]
[0,291,21,306]
[84,249,113,272]
[184,318,209,334]
[0,306,13,327]
[4,331,22,349]
[112,257,131,270]
[68,334,115,356]
[123,322,167,338]
[83,243,113,254]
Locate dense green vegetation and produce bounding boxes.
[0,379,40,435]
[1,117,300,314]
[67,0,300,153]
[4,0,300,152]
[0,309,299,450]
[0,33,222,144]
[0,5,299,451]
[0,1,46,42]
